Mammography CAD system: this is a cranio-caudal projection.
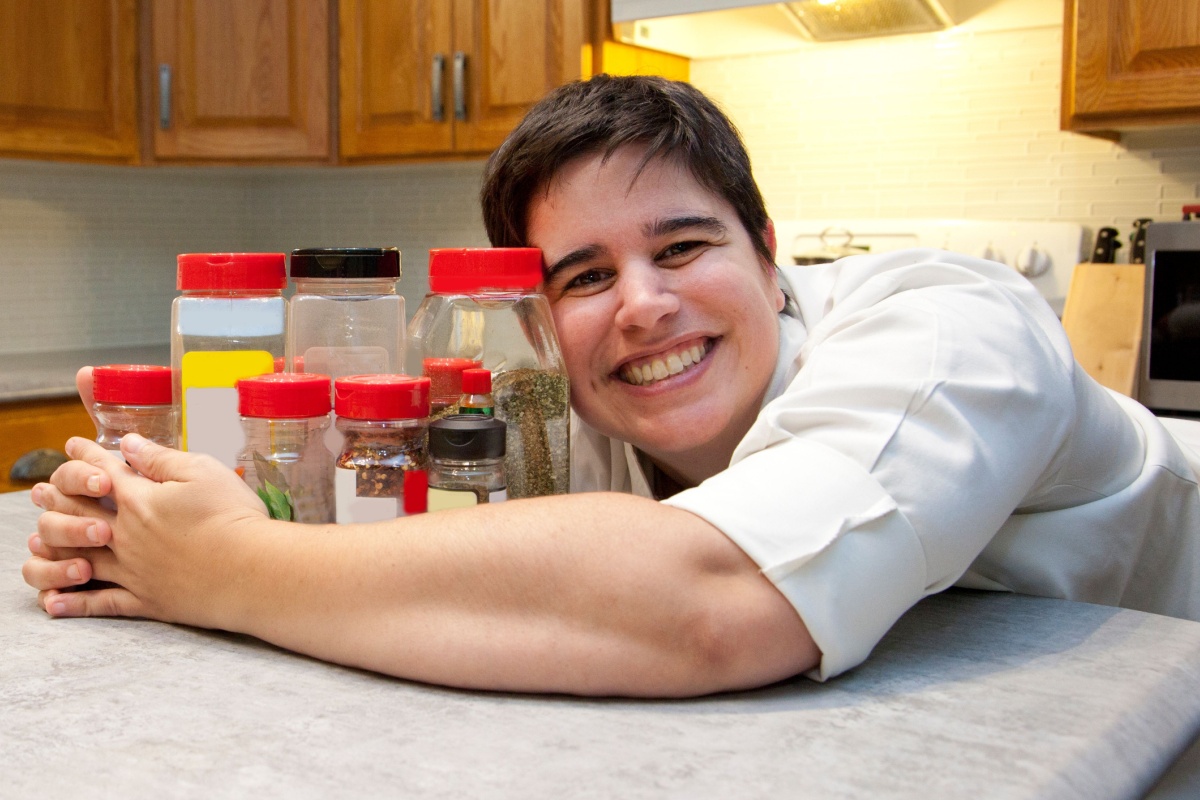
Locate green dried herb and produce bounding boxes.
[257,481,294,521]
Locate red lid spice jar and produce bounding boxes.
[422,357,482,416]
[333,375,431,523]
[406,248,569,498]
[458,368,494,416]
[92,364,178,453]
[236,373,335,524]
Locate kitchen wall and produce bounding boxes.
[2,7,1199,357]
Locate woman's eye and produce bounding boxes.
[657,241,705,261]
[565,269,608,290]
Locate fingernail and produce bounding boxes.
[30,486,43,507]
[31,535,43,553]
[124,434,147,454]
[67,564,82,581]
[86,524,102,544]
[49,600,67,616]
[86,476,101,493]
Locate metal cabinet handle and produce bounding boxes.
[158,64,172,130]
[431,53,445,122]
[453,52,466,121]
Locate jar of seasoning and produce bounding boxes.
[423,357,482,416]
[287,247,404,379]
[172,252,287,466]
[406,248,569,499]
[333,374,431,523]
[93,364,178,454]
[427,415,507,511]
[236,373,335,524]
[458,368,494,416]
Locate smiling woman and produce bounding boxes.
[21,74,1200,695]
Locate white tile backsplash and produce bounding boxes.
[1,18,1198,358]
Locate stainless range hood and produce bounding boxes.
[612,0,965,58]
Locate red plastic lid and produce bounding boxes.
[423,358,483,399]
[428,248,542,293]
[334,375,431,420]
[93,364,172,405]
[238,373,332,418]
[177,253,287,291]
[461,368,492,395]
[403,469,428,514]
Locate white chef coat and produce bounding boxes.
[570,248,1200,680]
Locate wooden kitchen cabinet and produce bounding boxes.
[0,398,96,494]
[339,0,585,161]
[149,0,332,162]
[1062,0,1200,134]
[0,0,140,164]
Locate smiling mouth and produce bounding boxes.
[619,339,712,386]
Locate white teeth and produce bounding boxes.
[622,342,709,387]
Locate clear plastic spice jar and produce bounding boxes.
[423,357,482,416]
[427,415,507,511]
[287,247,404,379]
[92,364,178,454]
[172,252,287,466]
[333,374,431,523]
[236,373,335,524]
[407,248,569,498]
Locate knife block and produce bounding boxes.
[1060,262,1146,397]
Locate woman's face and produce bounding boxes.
[527,146,784,481]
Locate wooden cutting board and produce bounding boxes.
[1060,262,1146,397]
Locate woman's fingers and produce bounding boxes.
[22,554,93,591]
[32,483,113,530]
[38,586,145,619]
[44,455,114,499]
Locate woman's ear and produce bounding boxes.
[764,219,778,264]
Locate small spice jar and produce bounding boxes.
[236,373,335,524]
[458,368,494,416]
[333,374,431,523]
[427,415,507,511]
[93,364,178,454]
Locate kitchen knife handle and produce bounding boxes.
[158,64,172,130]
[431,54,445,122]
[1093,227,1120,263]
[453,52,467,121]
[1130,218,1152,265]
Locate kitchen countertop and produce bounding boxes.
[3,492,1200,798]
[0,345,170,402]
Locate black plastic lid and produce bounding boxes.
[428,415,507,460]
[289,247,401,279]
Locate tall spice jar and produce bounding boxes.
[333,375,431,523]
[171,253,286,466]
[236,373,335,524]
[406,248,570,499]
[92,364,178,455]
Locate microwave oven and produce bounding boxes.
[1138,221,1200,415]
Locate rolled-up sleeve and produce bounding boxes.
[664,251,1077,679]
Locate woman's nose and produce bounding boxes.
[613,262,679,330]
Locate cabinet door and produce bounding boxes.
[0,0,139,163]
[1063,0,1200,131]
[0,398,96,494]
[151,0,331,161]
[452,0,584,154]
[339,0,454,160]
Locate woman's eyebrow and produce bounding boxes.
[645,215,727,238]
[544,244,604,282]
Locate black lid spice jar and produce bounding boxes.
[427,414,507,511]
[333,375,431,523]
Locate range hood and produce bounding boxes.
[612,0,966,58]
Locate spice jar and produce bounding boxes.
[427,415,507,511]
[333,374,431,523]
[172,252,287,466]
[458,368,494,416]
[287,248,404,379]
[236,373,335,524]
[406,248,570,499]
[423,357,483,415]
[92,364,178,455]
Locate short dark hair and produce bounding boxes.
[480,74,773,269]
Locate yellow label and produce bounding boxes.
[180,350,274,452]
[428,487,479,512]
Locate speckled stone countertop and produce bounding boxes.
[3,493,1200,798]
[0,345,170,401]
